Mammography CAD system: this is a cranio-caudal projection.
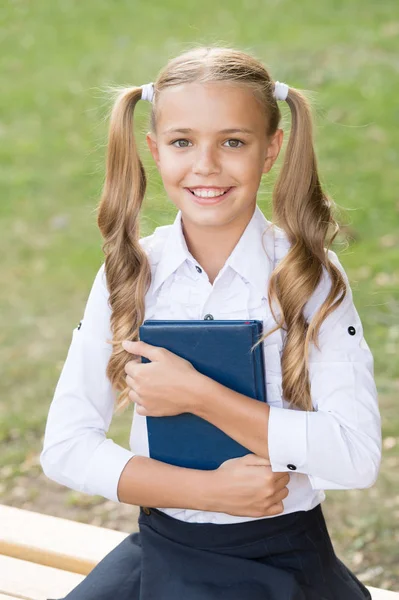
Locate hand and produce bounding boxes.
[122,340,201,417]
[209,454,290,518]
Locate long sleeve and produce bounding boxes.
[40,264,135,502]
[267,250,382,490]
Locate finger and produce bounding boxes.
[265,501,284,516]
[270,486,289,504]
[128,388,141,405]
[135,404,148,416]
[122,340,166,361]
[272,472,290,484]
[124,360,141,378]
[267,474,290,493]
[125,374,135,388]
[122,340,141,358]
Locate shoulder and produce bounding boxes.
[98,223,174,283]
[93,224,174,295]
[304,248,352,324]
[269,225,351,321]
[268,223,347,278]
[88,262,109,300]
[269,223,292,266]
[139,223,173,268]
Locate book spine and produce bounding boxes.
[253,323,267,403]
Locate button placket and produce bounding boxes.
[218,276,252,320]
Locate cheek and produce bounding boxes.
[231,155,263,185]
[158,151,187,185]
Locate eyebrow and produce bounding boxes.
[162,127,255,136]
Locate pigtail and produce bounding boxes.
[97,87,152,414]
[268,88,347,411]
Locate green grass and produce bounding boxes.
[1,0,398,591]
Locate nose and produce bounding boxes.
[192,145,221,176]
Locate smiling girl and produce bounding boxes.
[41,46,381,599]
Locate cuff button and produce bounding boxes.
[287,464,297,471]
[348,326,356,335]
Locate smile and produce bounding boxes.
[185,187,234,205]
[188,187,231,198]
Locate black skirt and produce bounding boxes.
[53,503,371,600]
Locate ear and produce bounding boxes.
[146,132,160,170]
[262,129,284,175]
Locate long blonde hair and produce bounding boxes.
[97,46,346,414]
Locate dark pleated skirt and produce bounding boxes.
[52,503,371,600]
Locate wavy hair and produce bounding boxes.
[97,46,347,414]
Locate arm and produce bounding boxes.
[40,264,136,502]
[117,456,214,509]
[191,250,381,490]
[193,377,271,460]
[268,253,381,489]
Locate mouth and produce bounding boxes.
[185,187,234,205]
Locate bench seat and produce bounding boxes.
[1,504,398,599]
[0,554,85,599]
[0,504,129,575]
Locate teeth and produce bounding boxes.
[191,188,229,198]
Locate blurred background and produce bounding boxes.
[1,0,398,591]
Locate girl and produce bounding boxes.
[41,46,381,599]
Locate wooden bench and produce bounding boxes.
[1,504,398,599]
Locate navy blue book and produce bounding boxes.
[139,319,267,470]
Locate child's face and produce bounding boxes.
[146,82,283,229]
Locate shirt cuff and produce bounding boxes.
[84,438,135,503]
[268,406,307,473]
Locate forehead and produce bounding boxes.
[156,82,266,134]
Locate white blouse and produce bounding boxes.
[40,205,382,524]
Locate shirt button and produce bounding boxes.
[348,326,356,335]
[287,464,297,471]
[204,314,214,320]
[195,265,202,273]
[142,507,151,515]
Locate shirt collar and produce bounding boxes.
[225,205,274,298]
[151,204,275,298]
[150,212,197,294]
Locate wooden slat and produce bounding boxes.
[0,555,85,600]
[0,504,129,575]
[367,586,399,599]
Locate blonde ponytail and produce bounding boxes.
[266,87,347,410]
[97,86,151,414]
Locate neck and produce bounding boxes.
[181,204,256,284]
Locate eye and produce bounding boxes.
[224,139,245,148]
[171,139,192,148]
